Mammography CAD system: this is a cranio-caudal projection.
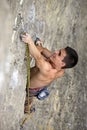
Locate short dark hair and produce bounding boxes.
[62,46,78,69]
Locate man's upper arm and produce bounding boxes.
[35,55,51,74]
[41,48,52,58]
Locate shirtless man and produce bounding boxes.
[21,33,78,112]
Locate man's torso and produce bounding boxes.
[30,64,64,89]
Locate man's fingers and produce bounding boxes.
[26,33,29,36]
[22,37,25,41]
[20,33,32,43]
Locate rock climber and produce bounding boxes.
[21,33,78,113]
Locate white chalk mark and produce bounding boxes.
[15,17,17,26]
[10,69,19,89]
[20,0,24,5]
[0,72,4,89]
[12,31,16,43]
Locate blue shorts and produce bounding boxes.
[29,87,49,100]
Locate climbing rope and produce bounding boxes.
[13,1,32,127]
[26,43,30,113]
[20,33,31,128]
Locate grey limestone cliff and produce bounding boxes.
[0,0,87,130]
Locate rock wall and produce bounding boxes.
[0,0,87,130]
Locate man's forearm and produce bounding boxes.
[28,41,42,60]
[21,33,51,59]
[21,33,43,60]
[36,45,52,58]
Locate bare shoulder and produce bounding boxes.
[56,69,65,78]
[36,57,52,75]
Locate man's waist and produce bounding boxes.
[29,86,45,91]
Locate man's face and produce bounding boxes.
[50,49,67,70]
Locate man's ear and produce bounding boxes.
[61,62,65,67]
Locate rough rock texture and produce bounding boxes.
[0,0,87,130]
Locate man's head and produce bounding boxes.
[50,46,78,70]
[62,46,78,69]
